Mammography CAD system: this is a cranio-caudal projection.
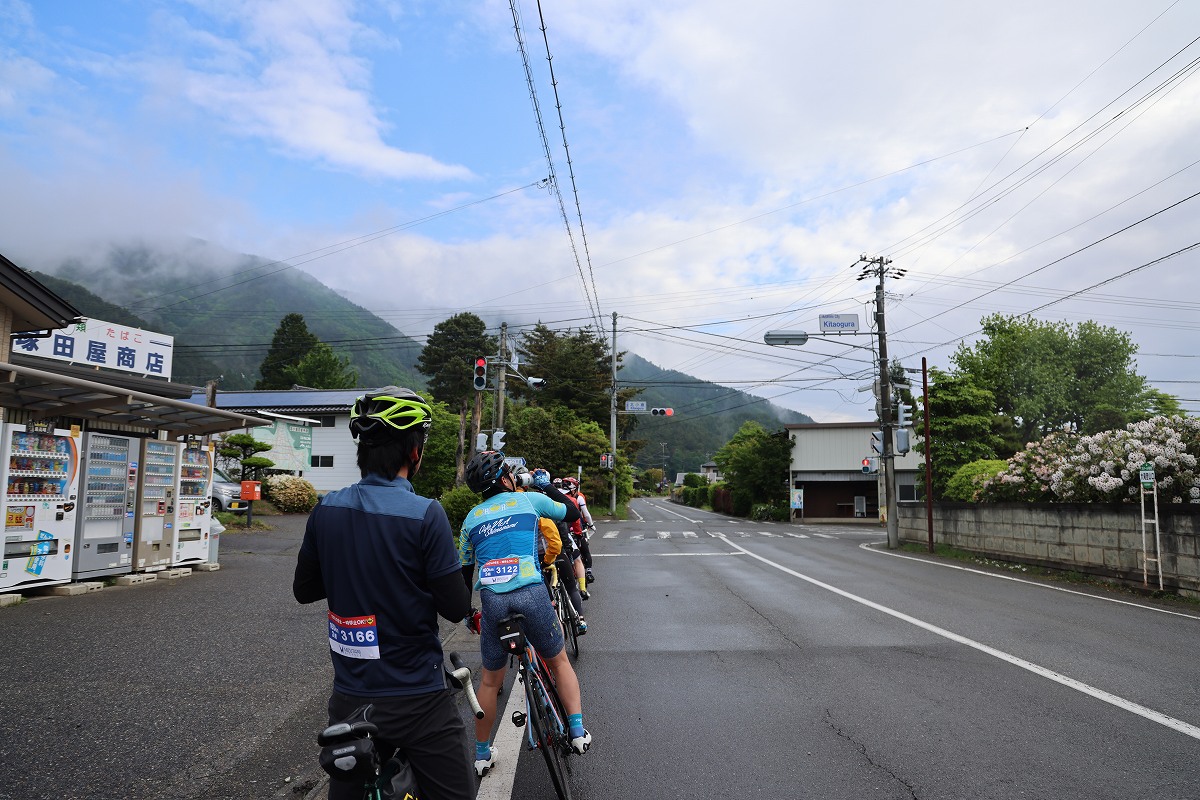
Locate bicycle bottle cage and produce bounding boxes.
[498,614,526,653]
[318,704,380,784]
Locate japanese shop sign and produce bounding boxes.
[12,319,174,380]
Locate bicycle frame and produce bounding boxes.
[505,615,575,800]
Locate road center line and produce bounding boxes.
[719,535,1200,742]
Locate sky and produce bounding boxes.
[1,0,1198,422]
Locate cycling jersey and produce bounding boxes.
[295,474,463,698]
[575,490,594,527]
[459,491,567,594]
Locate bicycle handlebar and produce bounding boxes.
[447,651,485,719]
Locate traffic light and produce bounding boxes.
[473,357,488,391]
[895,428,911,455]
[475,433,488,452]
[896,402,910,427]
[491,429,506,451]
[600,453,612,469]
[870,430,884,454]
[650,407,674,416]
[861,457,878,474]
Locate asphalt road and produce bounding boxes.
[3,499,1199,799]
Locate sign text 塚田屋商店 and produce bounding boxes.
[12,319,175,380]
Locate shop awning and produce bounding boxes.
[0,361,270,437]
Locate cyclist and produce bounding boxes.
[459,451,593,777]
[293,387,475,800]
[531,469,587,635]
[561,477,596,587]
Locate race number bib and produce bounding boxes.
[327,611,380,660]
[479,557,521,586]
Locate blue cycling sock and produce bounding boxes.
[568,713,585,738]
[476,740,491,759]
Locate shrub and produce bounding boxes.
[944,460,1009,502]
[263,474,318,513]
[439,484,482,537]
[709,484,732,515]
[681,486,707,508]
[682,473,707,488]
[730,488,753,517]
[978,415,1200,503]
[750,503,788,521]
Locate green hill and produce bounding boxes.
[46,241,424,390]
[619,353,813,475]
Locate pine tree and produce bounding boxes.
[256,313,320,390]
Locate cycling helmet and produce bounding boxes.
[349,386,432,443]
[562,477,579,492]
[465,450,509,493]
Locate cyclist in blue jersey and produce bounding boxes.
[459,451,593,777]
[293,388,474,800]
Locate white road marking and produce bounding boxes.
[652,502,704,524]
[717,534,1200,742]
[657,531,671,539]
[593,552,745,558]
[758,531,781,538]
[602,531,619,539]
[784,532,810,539]
[475,674,525,800]
[629,505,645,522]
[812,533,837,539]
[682,531,698,538]
[630,534,643,541]
[863,543,1200,622]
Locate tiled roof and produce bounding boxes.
[187,388,362,414]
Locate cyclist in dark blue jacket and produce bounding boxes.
[293,387,474,800]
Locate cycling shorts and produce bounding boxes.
[479,582,564,671]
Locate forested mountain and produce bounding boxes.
[41,240,423,390]
[32,241,815,471]
[618,353,814,474]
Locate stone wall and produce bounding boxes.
[896,501,1200,596]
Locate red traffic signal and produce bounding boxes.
[473,357,488,391]
[650,407,674,416]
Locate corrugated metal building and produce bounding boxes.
[785,422,923,521]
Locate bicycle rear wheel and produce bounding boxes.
[556,582,580,659]
[523,660,573,800]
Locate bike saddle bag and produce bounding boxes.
[320,738,378,784]
[498,615,526,654]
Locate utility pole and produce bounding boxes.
[856,254,906,549]
[495,322,508,432]
[610,312,618,514]
[660,442,668,492]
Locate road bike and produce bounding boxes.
[499,612,576,800]
[317,651,484,799]
[544,561,582,659]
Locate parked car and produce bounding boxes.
[211,467,248,514]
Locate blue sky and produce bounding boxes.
[2,0,1198,421]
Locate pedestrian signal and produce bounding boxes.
[869,430,884,454]
[491,429,506,451]
[650,407,674,416]
[861,457,879,474]
[473,357,488,391]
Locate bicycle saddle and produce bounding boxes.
[318,703,379,745]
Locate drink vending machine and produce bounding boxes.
[0,424,82,591]
[133,439,179,572]
[171,442,213,565]
[72,433,139,580]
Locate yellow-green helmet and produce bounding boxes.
[349,386,432,443]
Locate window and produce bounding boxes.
[898,483,918,502]
[315,415,337,427]
[310,455,334,468]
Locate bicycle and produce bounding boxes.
[544,561,582,659]
[499,612,576,800]
[317,651,484,799]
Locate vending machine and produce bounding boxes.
[133,439,179,572]
[171,442,213,566]
[0,424,82,591]
[72,432,138,580]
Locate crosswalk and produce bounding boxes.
[595,529,869,541]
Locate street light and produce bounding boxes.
[763,330,810,346]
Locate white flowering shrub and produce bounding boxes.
[263,474,319,513]
[979,416,1200,504]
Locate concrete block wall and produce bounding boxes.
[897,502,1200,596]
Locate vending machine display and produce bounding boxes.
[171,443,213,565]
[0,425,81,591]
[133,439,179,572]
[72,433,138,580]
